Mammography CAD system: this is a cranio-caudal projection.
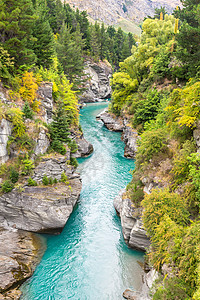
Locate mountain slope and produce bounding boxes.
[65,0,181,26]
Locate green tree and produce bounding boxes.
[0,0,36,67]
[32,17,55,68]
[175,0,200,77]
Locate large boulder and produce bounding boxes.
[73,135,93,158]
[0,229,45,297]
[0,119,12,165]
[80,60,112,103]
[114,189,150,251]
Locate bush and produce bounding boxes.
[42,175,49,185]
[51,139,66,155]
[142,188,189,237]
[126,178,144,207]
[1,180,14,193]
[27,177,37,186]
[68,140,78,153]
[49,177,54,185]
[132,88,161,127]
[70,157,78,168]
[53,178,58,184]
[60,172,69,184]
[9,168,19,183]
[21,158,35,175]
[22,101,34,119]
[153,277,190,300]
[136,128,168,166]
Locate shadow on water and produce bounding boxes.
[20,102,144,300]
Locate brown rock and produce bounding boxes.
[0,229,45,296]
[123,288,137,300]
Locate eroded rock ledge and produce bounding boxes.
[114,189,150,252]
[97,109,138,158]
[0,156,82,234]
[0,229,45,299]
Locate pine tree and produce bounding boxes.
[49,102,70,143]
[22,101,34,119]
[56,23,85,86]
[0,0,37,67]
[32,17,55,68]
[175,0,200,77]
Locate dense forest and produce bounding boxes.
[110,0,200,298]
[0,0,135,189]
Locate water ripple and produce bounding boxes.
[20,102,144,300]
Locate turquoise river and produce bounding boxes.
[21,102,144,300]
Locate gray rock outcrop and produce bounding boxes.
[73,135,93,158]
[99,110,138,158]
[0,156,82,233]
[34,127,50,156]
[123,269,159,300]
[0,119,12,165]
[0,229,45,298]
[193,122,200,153]
[114,189,150,251]
[80,60,112,103]
[122,119,138,158]
[38,82,54,124]
[97,109,124,131]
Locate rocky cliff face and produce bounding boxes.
[0,229,45,299]
[79,60,112,103]
[113,189,150,251]
[65,0,181,25]
[0,119,12,164]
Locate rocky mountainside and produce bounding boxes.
[65,0,180,26]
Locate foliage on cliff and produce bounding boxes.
[111,0,200,298]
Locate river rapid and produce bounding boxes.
[20,102,144,300]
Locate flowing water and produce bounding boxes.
[20,102,144,300]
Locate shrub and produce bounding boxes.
[1,180,14,193]
[142,188,189,237]
[27,177,37,186]
[6,107,26,137]
[51,139,66,155]
[22,101,34,119]
[60,172,69,184]
[21,158,35,175]
[153,277,190,300]
[53,178,58,184]
[42,175,49,185]
[68,140,78,153]
[136,128,168,166]
[70,157,78,168]
[132,88,161,127]
[49,177,54,185]
[9,168,19,183]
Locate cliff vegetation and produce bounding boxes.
[110,0,200,298]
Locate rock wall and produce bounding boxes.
[0,229,45,299]
[0,119,12,164]
[114,189,150,251]
[38,82,54,124]
[80,60,112,103]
